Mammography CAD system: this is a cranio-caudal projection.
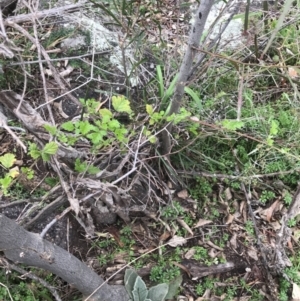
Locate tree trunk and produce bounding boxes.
[161,0,215,156]
[0,214,129,301]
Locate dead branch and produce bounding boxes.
[4,3,85,25]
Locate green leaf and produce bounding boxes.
[266,136,274,146]
[269,119,279,136]
[156,65,164,99]
[184,87,202,109]
[29,143,41,160]
[79,121,96,135]
[221,119,245,131]
[162,74,179,106]
[44,124,57,136]
[75,158,87,173]
[41,153,50,162]
[146,104,154,116]
[114,128,128,141]
[61,121,75,132]
[147,283,169,301]
[0,153,16,168]
[43,142,58,155]
[124,269,139,299]
[87,131,106,145]
[45,177,59,187]
[133,276,148,301]
[87,165,101,175]
[112,95,133,115]
[148,135,157,144]
[108,119,120,129]
[99,108,113,118]
[0,175,12,189]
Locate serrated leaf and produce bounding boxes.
[0,153,16,168]
[0,175,12,187]
[30,149,41,160]
[61,121,75,132]
[146,104,154,115]
[41,153,50,162]
[112,95,133,115]
[43,142,58,155]
[221,119,245,131]
[108,119,120,129]
[44,124,57,135]
[133,276,148,301]
[124,269,139,299]
[74,158,87,173]
[99,108,113,118]
[87,131,106,145]
[87,165,101,175]
[147,283,169,301]
[79,121,96,135]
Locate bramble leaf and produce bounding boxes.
[61,121,75,132]
[112,95,133,115]
[221,119,245,131]
[0,153,16,168]
[44,124,57,135]
[146,104,154,115]
[43,142,58,155]
[79,121,96,135]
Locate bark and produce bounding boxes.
[161,0,215,156]
[0,214,129,301]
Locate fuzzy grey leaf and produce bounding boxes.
[147,283,169,301]
[124,269,139,299]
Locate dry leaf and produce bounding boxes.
[247,247,258,261]
[207,240,224,251]
[160,231,171,241]
[177,218,193,236]
[292,229,300,242]
[190,116,200,122]
[208,248,219,258]
[193,219,213,228]
[225,213,235,224]
[69,197,80,215]
[224,187,233,201]
[230,233,237,249]
[184,248,196,259]
[292,282,300,300]
[167,235,187,247]
[260,200,279,222]
[59,66,74,77]
[177,189,188,198]
[288,67,299,78]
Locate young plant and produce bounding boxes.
[124,269,179,301]
[29,142,58,162]
[0,153,19,195]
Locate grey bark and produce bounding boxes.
[0,214,129,301]
[161,0,215,156]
